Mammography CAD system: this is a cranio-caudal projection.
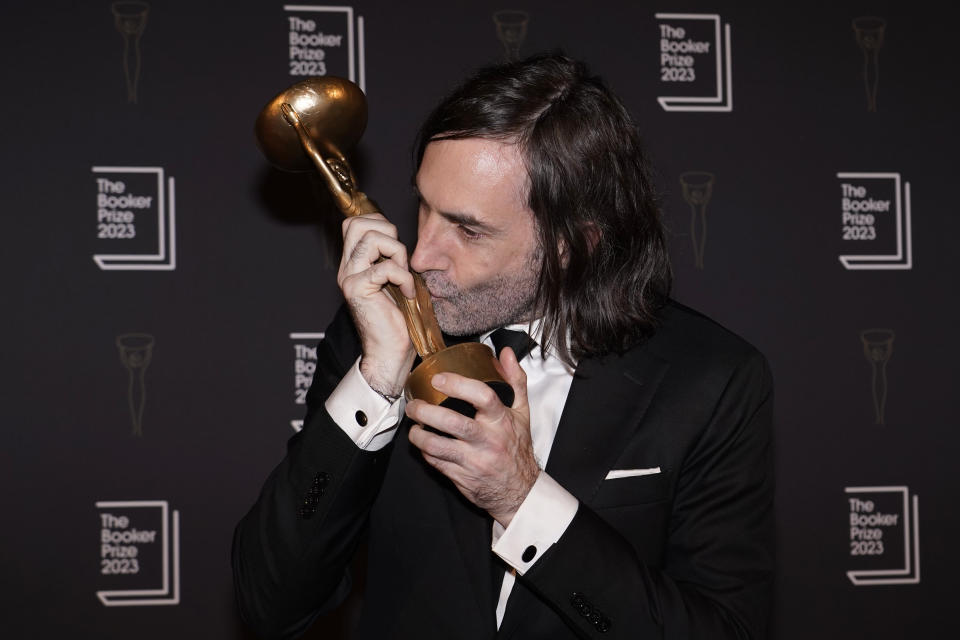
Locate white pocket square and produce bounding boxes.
[605,467,661,480]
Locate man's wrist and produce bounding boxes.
[370,386,401,403]
[492,472,579,575]
[325,357,405,451]
[359,355,409,399]
[491,465,542,528]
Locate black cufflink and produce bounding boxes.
[522,545,537,562]
[355,410,368,426]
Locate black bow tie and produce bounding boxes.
[489,328,537,362]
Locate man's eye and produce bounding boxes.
[458,225,482,240]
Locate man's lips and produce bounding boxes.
[419,274,454,301]
[422,283,446,301]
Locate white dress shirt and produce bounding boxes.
[324,321,580,627]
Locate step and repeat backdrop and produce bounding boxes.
[2,1,955,637]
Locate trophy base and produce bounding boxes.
[405,342,514,417]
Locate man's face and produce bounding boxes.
[410,138,541,335]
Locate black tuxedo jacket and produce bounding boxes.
[233,301,774,639]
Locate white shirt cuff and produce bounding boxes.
[491,472,579,575]
[324,357,405,451]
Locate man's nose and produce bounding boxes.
[409,240,434,273]
[410,218,445,273]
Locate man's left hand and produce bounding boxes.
[406,347,539,528]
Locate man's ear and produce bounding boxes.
[557,222,600,268]
[581,222,600,252]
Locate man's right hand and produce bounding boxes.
[337,213,418,398]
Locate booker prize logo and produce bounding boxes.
[111,1,149,103]
[284,5,366,91]
[837,172,912,270]
[96,500,181,606]
[92,166,176,271]
[290,332,324,431]
[846,486,920,585]
[655,13,733,112]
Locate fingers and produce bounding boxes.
[406,369,536,521]
[339,214,416,299]
[341,212,392,249]
[496,347,529,412]
[344,227,409,272]
[406,399,482,442]
[429,372,508,422]
[340,258,416,302]
[407,419,467,465]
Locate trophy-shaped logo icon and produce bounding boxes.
[679,172,715,269]
[860,329,894,424]
[852,16,885,112]
[116,333,154,436]
[493,10,529,61]
[111,1,149,103]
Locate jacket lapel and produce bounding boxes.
[545,347,668,504]
[498,346,668,638]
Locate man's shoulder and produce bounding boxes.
[627,299,766,374]
[611,299,772,409]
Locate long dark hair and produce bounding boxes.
[414,53,672,362]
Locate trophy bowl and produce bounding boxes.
[407,342,514,415]
[255,77,368,171]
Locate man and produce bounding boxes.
[233,54,774,639]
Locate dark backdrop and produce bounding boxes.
[1,1,954,637]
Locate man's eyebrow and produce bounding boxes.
[414,184,501,234]
[438,210,500,234]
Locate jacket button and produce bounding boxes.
[298,506,314,520]
[355,410,368,426]
[522,545,537,562]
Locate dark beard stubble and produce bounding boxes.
[419,246,542,336]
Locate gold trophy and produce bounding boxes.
[254,77,511,409]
